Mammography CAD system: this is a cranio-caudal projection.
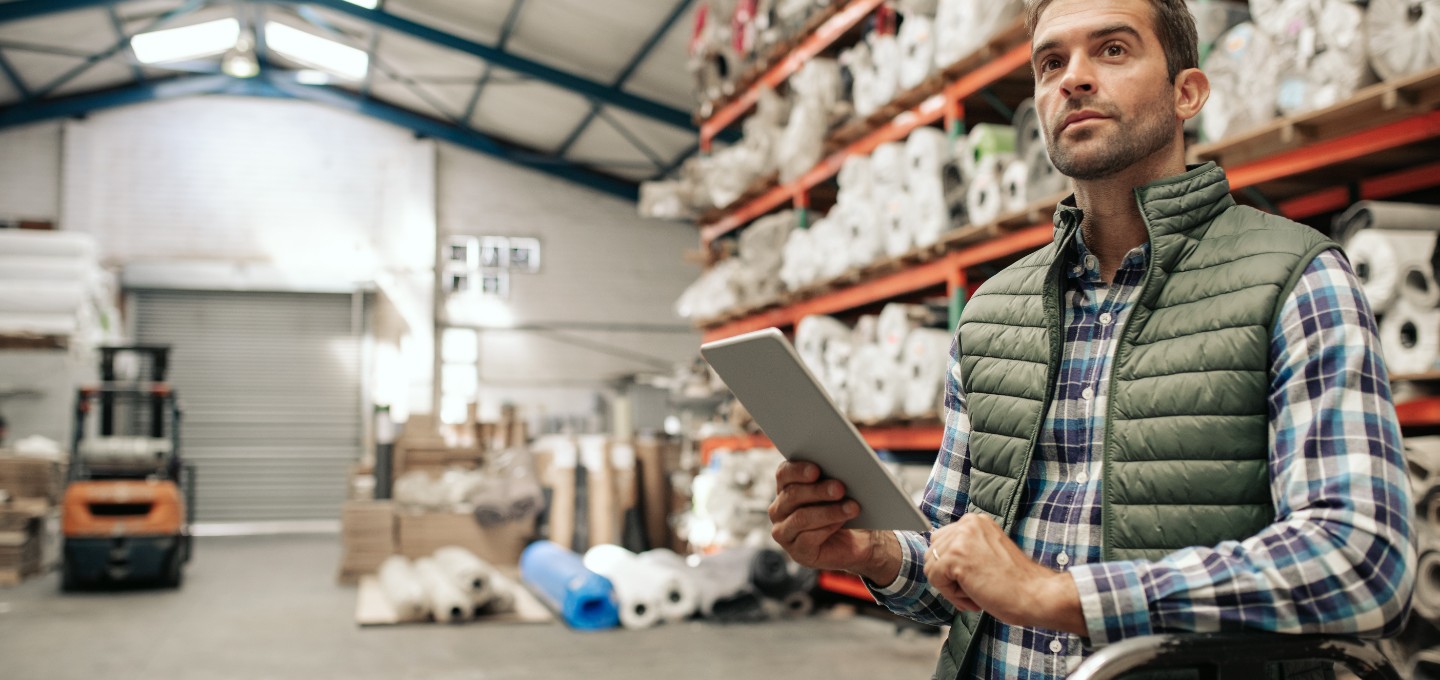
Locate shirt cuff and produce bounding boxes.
[1069,561,1153,647]
[864,530,929,602]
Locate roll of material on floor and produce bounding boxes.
[749,549,797,599]
[690,547,760,617]
[1380,302,1440,375]
[632,549,701,622]
[378,555,429,623]
[1201,23,1282,142]
[520,541,620,631]
[434,546,499,608]
[898,14,938,89]
[582,544,668,629]
[966,156,1006,227]
[1001,157,1029,214]
[1343,229,1439,314]
[902,327,952,418]
[1366,0,1440,81]
[475,572,518,617]
[415,557,475,624]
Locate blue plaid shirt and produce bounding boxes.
[869,234,1415,678]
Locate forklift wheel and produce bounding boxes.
[161,551,184,589]
[60,562,79,592]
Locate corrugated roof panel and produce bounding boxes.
[0,8,114,47]
[372,29,485,80]
[3,51,89,95]
[505,0,672,84]
[383,0,510,47]
[621,2,700,111]
[469,74,592,154]
[0,71,17,106]
[50,56,134,98]
[595,104,696,160]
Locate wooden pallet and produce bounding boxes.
[354,573,553,626]
[1189,65,1440,169]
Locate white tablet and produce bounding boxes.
[701,327,930,532]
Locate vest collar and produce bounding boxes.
[1050,162,1235,244]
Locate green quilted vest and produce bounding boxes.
[933,163,1337,679]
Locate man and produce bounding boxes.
[767,0,1416,677]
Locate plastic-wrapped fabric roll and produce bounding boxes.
[834,199,882,269]
[878,303,945,359]
[1275,0,1375,116]
[1415,551,1440,622]
[0,281,85,315]
[849,343,904,423]
[870,141,908,191]
[779,227,816,292]
[415,556,475,623]
[1403,261,1440,309]
[796,314,851,382]
[1001,157,1029,214]
[1202,23,1282,142]
[837,154,874,201]
[904,126,951,187]
[854,314,880,344]
[841,40,880,117]
[961,124,1017,178]
[870,33,903,113]
[1023,142,1069,202]
[1249,0,1315,41]
[807,216,849,281]
[477,572,518,616]
[689,547,761,617]
[0,257,91,282]
[1343,229,1438,314]
[791,57,843,119]
[749,549,796,599]
[1367,0,1440,81]
[777,101,828,183]
[898,14,938,89]
[434,546,499,608]
[1189,1,1254,51]
[909,177,950,248]
[1380,302,1440,375]
[378,555,429,622]
[584,544,687,627]
[635,549,702,621]
[966,156,1006,227]
[881,190,914,258]
[520,540,621,631]
[1012,97,1044,159]
[941,158,969,227]
[0,230,96,259]
[1336,201,1440,243]
[902,327,952,418]
[934,0,1022,68]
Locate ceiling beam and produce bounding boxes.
[0,72,640,200]
[0,50,31,100]
[460,0,525,125]
[555,0,693,158]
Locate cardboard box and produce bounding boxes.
[393,444,484,478]
[0,456,65,504]
[396,511,531,566]
[338,501,396,584]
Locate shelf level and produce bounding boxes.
[699,0,885,147]
[1399,397,1440,430]
[818,571,874,600]
[700,425,945,464]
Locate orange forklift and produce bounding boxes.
[62,345,193,590]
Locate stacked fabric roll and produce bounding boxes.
[898,13,938,90]
[793,308,951,423]
[1273,0,1376,117]
[687,447,785,549]
[1201,22,1282,142]
[0,230,120,347]
[583,544,699,628]
[1337,201,1440,375]
[778,60,842,182]
[1366,0,1440,81]
[690,0,744,108]
[934,0,1022,68]
[843,31,903,118]
[376,548,520,624]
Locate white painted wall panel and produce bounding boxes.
[0,122,62,222]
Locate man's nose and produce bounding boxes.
[1059,58,1097,98]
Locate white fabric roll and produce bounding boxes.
[838,155,875,201]
[415,557,475,623]
[877,303,938,359]
[791,57,843,119]
[1343,229,1437,314]
[838,199,885,269]
[1202,23,1282,142]
[0,230,96,259]
[841,41,880,117]
[689,547,761,616]
[433,546,499,608]
[0,281,85,315]
[777,101,828,183]
[1366,0,1440,81]
[1001,157,1029,214]
[909,177,950,248]
[1012,97,1044,158]
[0,257,91,282]
[780,227,817,292]
[477,572,517,615]
[1275,0,1376,116]
[796,314,851,383]
[899,15,938,89]
[902,328,952,418]
[583,544,667,629]
[811,216,852,281]
[1336,201,1440,243]
[905,126,951,187]
[854,315,880,345]
[634,549,701,621]
[1402,262,1440,309]
[379,555,429,622]
[1023,142,1069,202]
[1415,551,1440,622]
[1249,0,1316,41]
[962,124,1017,178]
[849,343,904,423]
[934,0,1022,67]
[870,142,908,192]
[966,157,1005,227]
[882,190,914,258]
[869,34,903,112]
[1380,302,1440,375]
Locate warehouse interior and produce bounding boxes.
[0,0,1438,678]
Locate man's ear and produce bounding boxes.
[1173,67,1210,122]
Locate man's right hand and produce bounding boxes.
[768,460,902,586]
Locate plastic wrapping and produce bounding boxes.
[1201,23,1282,142]
[519,541,620,631]
[1366,0,1440,81]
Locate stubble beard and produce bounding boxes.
[1046,90,1176,181]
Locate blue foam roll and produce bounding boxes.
[520,541,620,631]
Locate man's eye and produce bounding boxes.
[1105,44,1125,57]
[1042,58,1062,72]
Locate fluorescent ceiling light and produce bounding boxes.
[341,0,379,8]
[130,18,240,64]
[265,22,368,81]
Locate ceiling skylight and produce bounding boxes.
[130,18,241,65]
[340,0,380,8]
[265,22,369,81]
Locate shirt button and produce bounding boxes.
[1099,312,1113,325]
[1071,265,1083,276]
[1057,552,1070,566]
[1077,471,1089,483]
[1084,255,1098,270]
[1081,387,1094,400]
[1050,639,1064,653]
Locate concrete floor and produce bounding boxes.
[0,535,944,680]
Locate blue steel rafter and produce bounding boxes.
[554,0,693,160]
[0,71,639,200]
[0,49,31,99]
[106,6,145,83]
[0,0,697,132]
[460,0,525,125]
[31,0,203,100]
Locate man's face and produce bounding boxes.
[1031,0,1180,180]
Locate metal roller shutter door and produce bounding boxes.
[132,290,362,524]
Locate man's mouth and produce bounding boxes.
[1061,111,1109,132]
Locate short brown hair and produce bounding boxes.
[1025,0,1199,81]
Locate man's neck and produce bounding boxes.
[1072,147,1188,282]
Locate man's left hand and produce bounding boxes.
[923,513,1089,636]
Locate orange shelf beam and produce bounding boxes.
[1227,110,1440,191]
[818,571,875,600]
[1277,160,1440,220]
[700,0,886,148]
[700,426,945,465]
[1398,397,1440,430]
[700,42,1034,245]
